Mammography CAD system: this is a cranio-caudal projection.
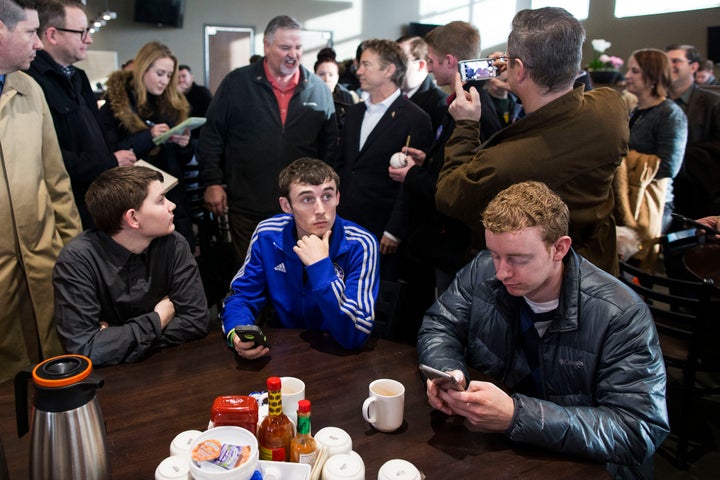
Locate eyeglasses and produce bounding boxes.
[55,27,92,42]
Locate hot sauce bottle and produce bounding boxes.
[290,399,317,466]
[258,377,294,461]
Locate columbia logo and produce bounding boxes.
[559,359,584,367]
[274,263,286,273]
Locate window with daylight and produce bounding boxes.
[615,0,720,18]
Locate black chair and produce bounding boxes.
[618,260,720,468]
[372,279,408,341]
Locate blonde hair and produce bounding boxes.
[482,181,569,245]
[132,41,189,122]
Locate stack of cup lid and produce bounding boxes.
[378,459,423,480]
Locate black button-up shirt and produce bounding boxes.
[53,230,209,366]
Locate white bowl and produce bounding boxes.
[187,426,259,480]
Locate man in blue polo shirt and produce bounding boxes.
[222,158,379,358]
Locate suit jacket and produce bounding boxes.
[409,75,448,134]
[673,85,720,217]
[398,84,503,273]
[336,93,432,240]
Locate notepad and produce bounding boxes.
[152,117,207,145]
[134,160,178,192]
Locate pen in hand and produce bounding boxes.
[145,120,156,127]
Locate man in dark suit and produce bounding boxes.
[387,21,503,344]
[26,0,136,228]
[335,38,432,278]
[665,44,720,220]
[397,35,448,133]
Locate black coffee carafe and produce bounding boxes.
[15,354,110,479]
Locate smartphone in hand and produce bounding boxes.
[419,364,465,391]
[458,58,497,81]
[234,325,269,348]
[671,213,720,235]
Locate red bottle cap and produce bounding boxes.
[266,376,281,391]
[297,399,311,413]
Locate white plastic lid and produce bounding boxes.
[154,455,191,480]
[314,426,352,456]
[378,459,421,480]
[169,429,202,457]
[322,451,365,480]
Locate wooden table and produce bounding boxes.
[0,329,608,479]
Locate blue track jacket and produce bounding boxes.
[222,214,379,349]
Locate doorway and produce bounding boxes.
[203,25,255,93]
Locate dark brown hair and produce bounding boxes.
[279,158,339,199]
[631,49,672,99]
[86,166,163,235]
[360,38,407,88]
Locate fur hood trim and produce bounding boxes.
[105,69,188,134]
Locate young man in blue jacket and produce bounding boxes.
[223,158,379,358]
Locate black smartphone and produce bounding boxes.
[234,325,269,348]
[671,213,720,235]
[419,364,464,391]
[458,58,497,81]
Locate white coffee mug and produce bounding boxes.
[280,376,305,425]
[362,378,405,432]
[378,459,422,480]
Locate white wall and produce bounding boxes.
[83,0,720,91]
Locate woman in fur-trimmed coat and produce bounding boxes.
[99,41,195,247]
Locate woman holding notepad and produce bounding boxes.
[99,41,196,248]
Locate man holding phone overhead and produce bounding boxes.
[417,181,668,479]
[436,7,628,276]
[222,158,379,358]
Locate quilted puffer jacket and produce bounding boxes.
[417,249,669,479]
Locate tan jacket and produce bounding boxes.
[0,71,81,381]
[613,150,668,270]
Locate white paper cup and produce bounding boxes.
[322,451,365,480]
[280,376,305,425]
[314,426,353,457]
[170,430,202,457]
[155,455,191,480]
[378,459,422,480]
[362,379,405,432]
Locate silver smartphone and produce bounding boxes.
[458,58,497,81]
[419,364,464,391]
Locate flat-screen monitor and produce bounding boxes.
[134,0,185,28]
[407,22,441,38]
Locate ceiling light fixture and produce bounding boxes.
[89,1,117,35]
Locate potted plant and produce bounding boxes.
[587,39,624,85]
